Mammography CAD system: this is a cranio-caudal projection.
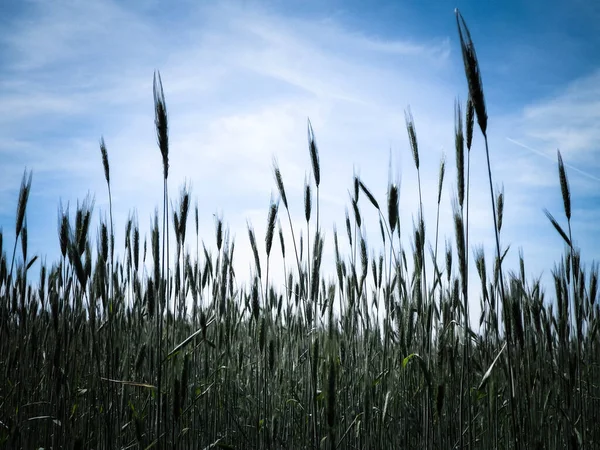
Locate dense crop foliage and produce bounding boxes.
[1,10,599,449]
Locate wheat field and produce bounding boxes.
[0,10,598,450]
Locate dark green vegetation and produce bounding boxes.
[1,10,599,450]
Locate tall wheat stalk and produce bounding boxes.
[98,137,117,444]
[543,149,587,448]
[456,9,520,449]
[153,70,170,446]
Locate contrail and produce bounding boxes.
[506,137,600,183]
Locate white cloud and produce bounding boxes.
[0,0,598,329]
[518,69,600,164]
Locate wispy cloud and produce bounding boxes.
[518,69,600,163]
[506,137,600,184]
[0,0,598,324]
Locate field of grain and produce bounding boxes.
[1,10,598,450]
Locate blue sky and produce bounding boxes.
[1,0,599,323]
